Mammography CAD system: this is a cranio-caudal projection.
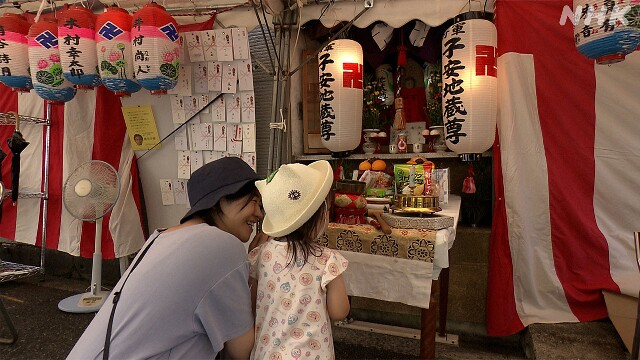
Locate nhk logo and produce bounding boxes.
[559,3,640,27]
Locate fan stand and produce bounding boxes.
[58,217,109,313]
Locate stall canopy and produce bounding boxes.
[1,0,283,30]
[298,0,495,28]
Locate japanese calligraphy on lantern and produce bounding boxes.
[317,40,364,154]
[131,3,180,94]
[441,17,497,156]
[58,6,101,88]
[0,14,32,92]
[572,0,640,64]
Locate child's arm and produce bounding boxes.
[223,326,254,360]
[326,274,350,320]
[249,276,258,317]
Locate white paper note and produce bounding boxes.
[177,151,191,179]
[242,123,256,152]
[213,123,227,151]
[225,94,241,123]
[190,123,213,151]
[242,152,256,171]
[232,27,249,60]
[238,59,254,91]
[160,179,175,205]
[211,94,225,122]
[172,179,188,205]
[193,62,209,94]
[190,150,203,174]
[207,61,222,92]
[227,124,243,155]
[222,62,237,93]
[216,29,234,61]
[241,91,255,123]
[185,31,205,62]
[203,30,217,61]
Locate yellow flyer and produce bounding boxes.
[121,105,161,150]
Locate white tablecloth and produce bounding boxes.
[338,195,461,309]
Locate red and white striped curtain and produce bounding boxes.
[0,84,146,259]
[488,0,640,335]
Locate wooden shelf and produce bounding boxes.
[293,151,493,161]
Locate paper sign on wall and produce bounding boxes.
[122,105,161,150]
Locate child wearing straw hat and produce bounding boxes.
[249,160,350,360]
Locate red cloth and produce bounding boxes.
[399,88,427,123]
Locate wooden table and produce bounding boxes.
[322,195,461,359]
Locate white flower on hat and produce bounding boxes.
[256,161,333,238]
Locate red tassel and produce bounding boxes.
[462,163,476,194]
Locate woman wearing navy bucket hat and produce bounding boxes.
[249,160,350,360]
[68,157,264,360]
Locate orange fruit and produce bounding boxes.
[371,159,387,171]
[358,160,372,171]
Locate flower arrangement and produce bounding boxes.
[425,62,443,127]
[363,74,391,130]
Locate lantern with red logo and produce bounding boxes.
[0,14,32,92]
[28,19,76,103]
[441,12,497,161]
[131,3,180,94]
[95,6,141,96]
[317,39,363,157]
[58,6,101,89]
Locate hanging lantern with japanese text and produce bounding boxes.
[441,12,497,161]
[0,14,32,92]
[131,3,180,95]
[573,0,640,64]
[58,6,101,89]
[317,39,363,157]
[96,6,141,96]
[28,19,76,103]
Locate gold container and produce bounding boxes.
[394,194,442,213]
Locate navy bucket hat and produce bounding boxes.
[180,157,260,223]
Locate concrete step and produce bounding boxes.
[523,321,629,359]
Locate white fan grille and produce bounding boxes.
[63,161,120,221]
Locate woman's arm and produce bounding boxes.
[326,274,350,320]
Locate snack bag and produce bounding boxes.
[394,161,434,196]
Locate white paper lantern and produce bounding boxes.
[28,19,76,104]
[318,39,363,157]
[95,6,141,96]
[131,3,180,94]
[574,0,640,64]
[0,14,32,92]
[58,6,102,89]
[441,12,497,161]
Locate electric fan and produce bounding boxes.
[58,160,120,313]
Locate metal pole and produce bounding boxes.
[39,101,52,273]
[282,11,293,165]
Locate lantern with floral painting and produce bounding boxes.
[95,6,141,96]
[0,14,32,92]
[574,0,640,64]
[131,3,180,94]
[28,19,76,103]
[441,12,497,161]
[58,6,101,89]
[317,39,363,157]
